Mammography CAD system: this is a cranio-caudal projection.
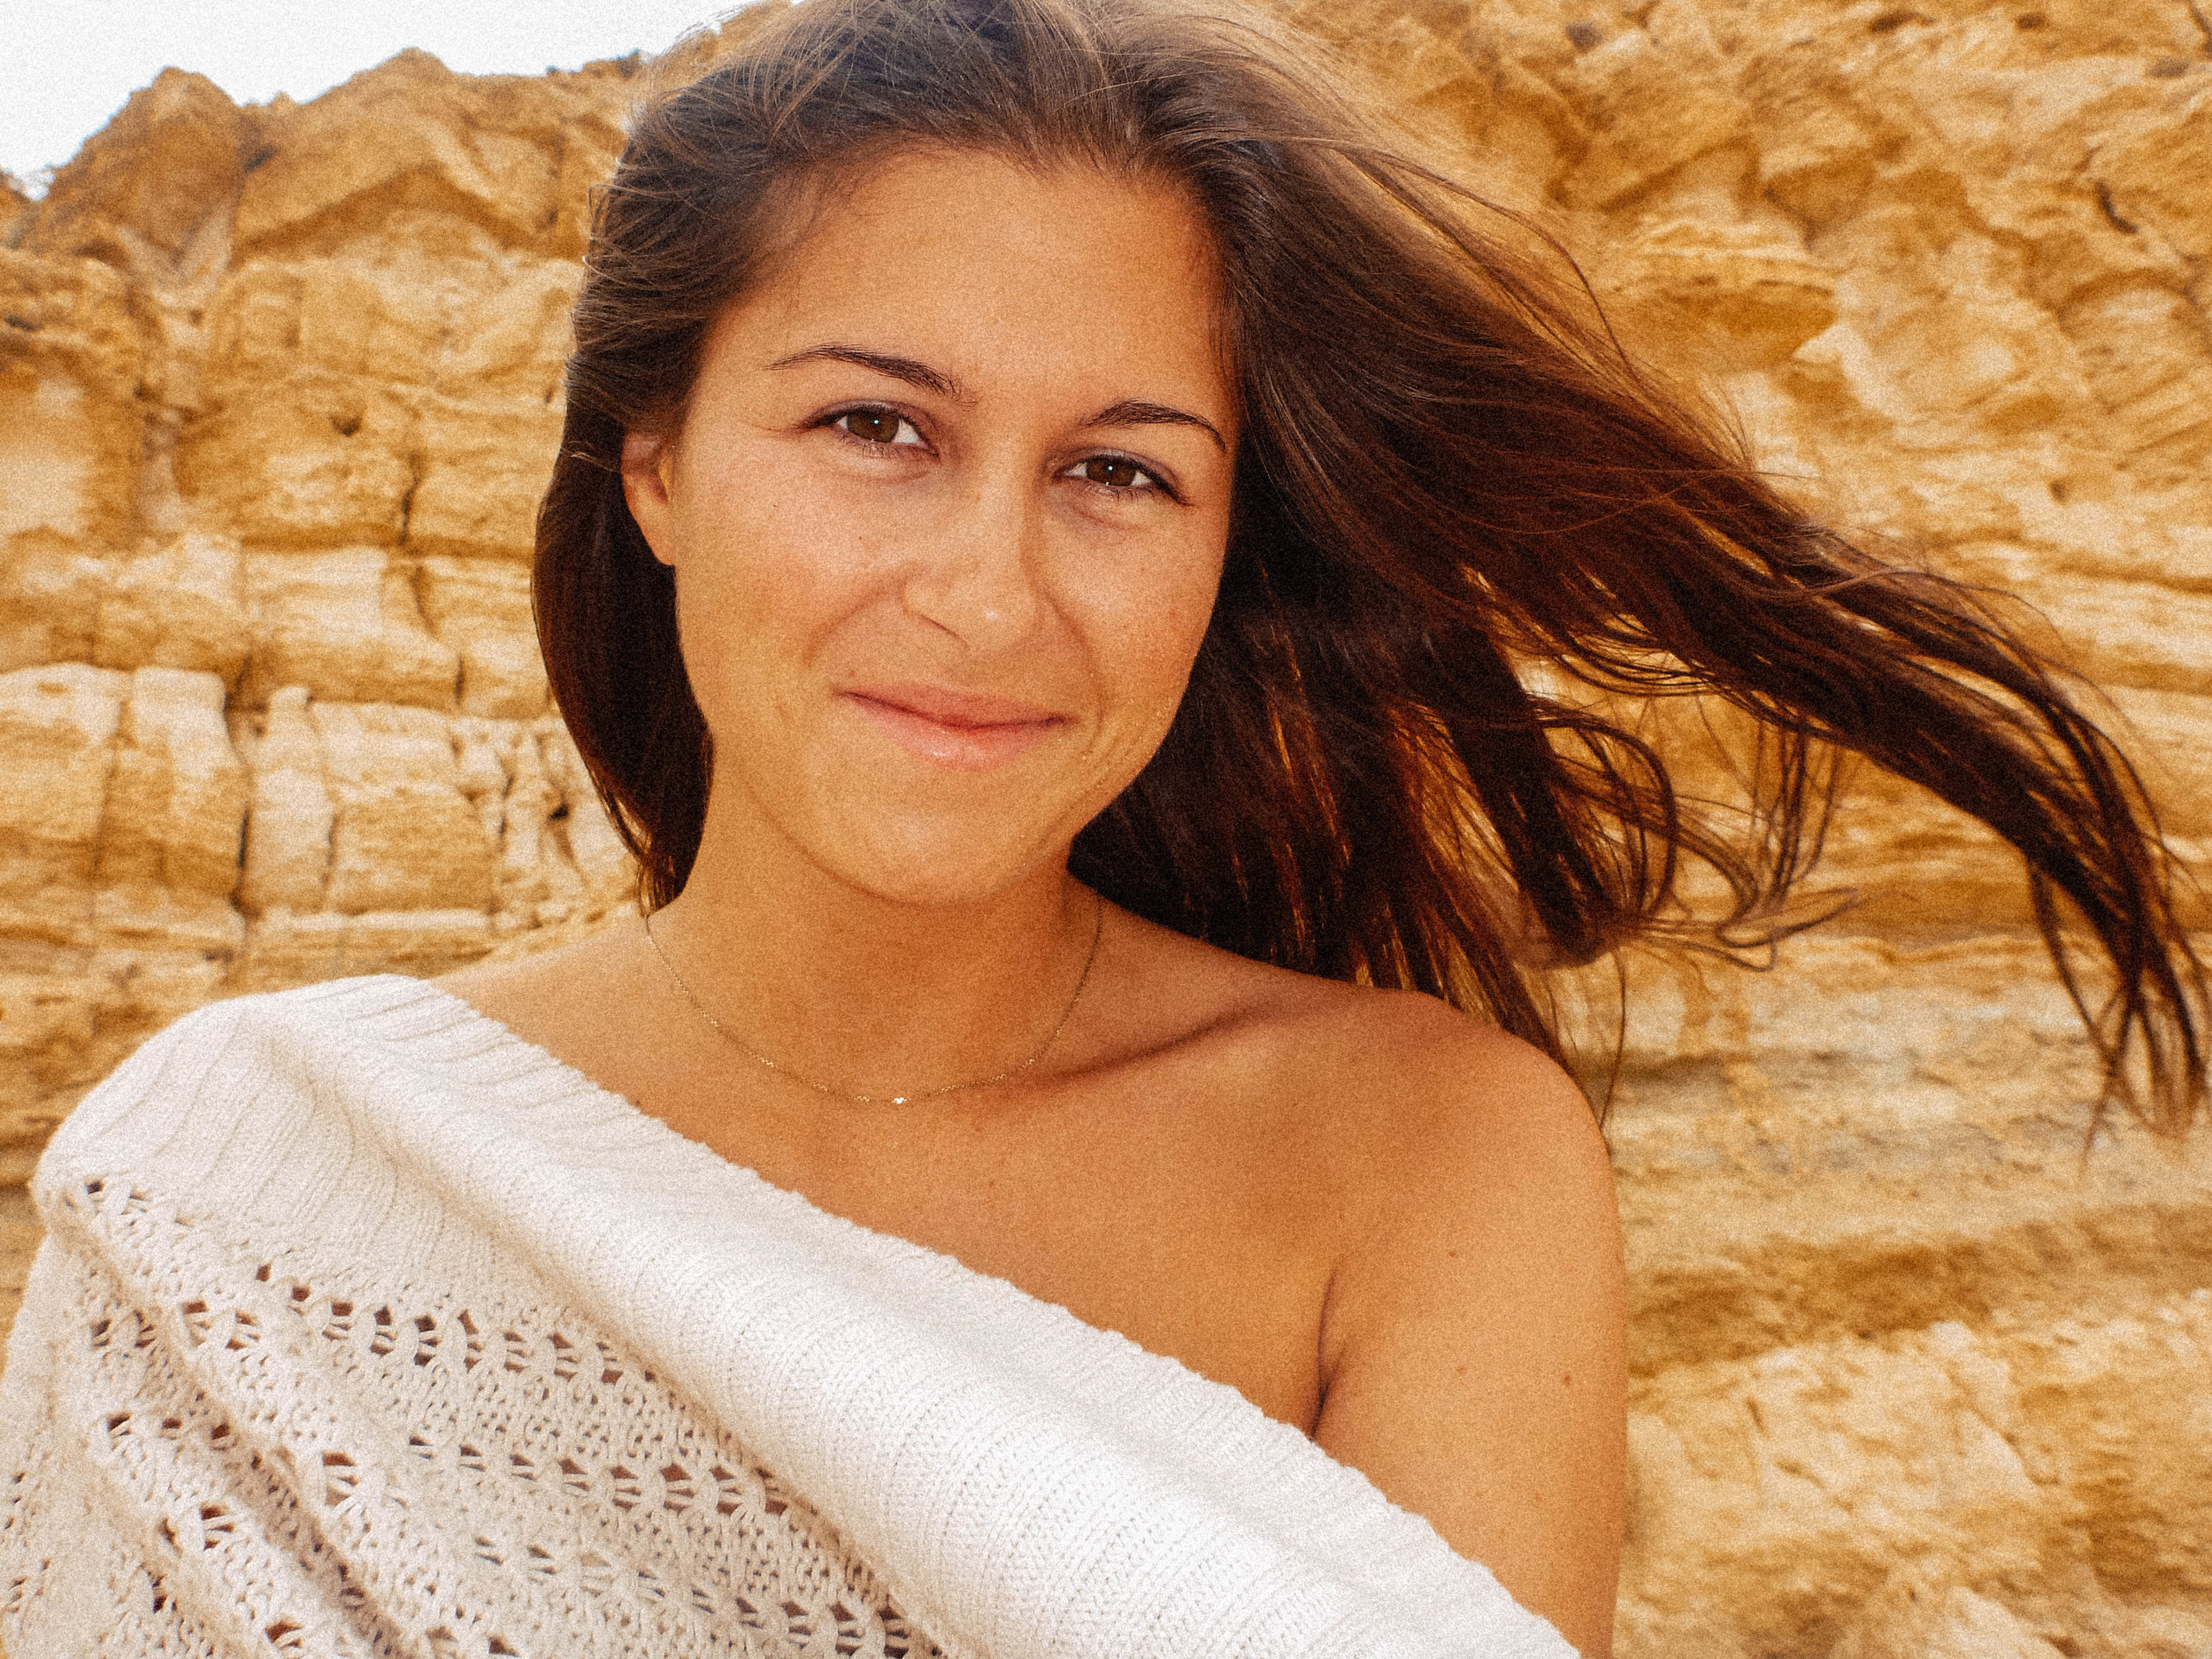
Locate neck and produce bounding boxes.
[648,804,1101,1102]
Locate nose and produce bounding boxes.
[901,464,1044,653]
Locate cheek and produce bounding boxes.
[1083,539,1226,741]
[675,465,875,680]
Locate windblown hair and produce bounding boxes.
[536,0,2207,1130]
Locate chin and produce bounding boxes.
[830,850,1060,911]
[810,806,1075,910]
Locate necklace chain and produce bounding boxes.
[642,892,1104,1106]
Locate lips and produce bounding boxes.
[841,682,1064,771]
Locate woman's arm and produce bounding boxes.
[1313,1011,1626,1658]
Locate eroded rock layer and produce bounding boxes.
[0,50,641,1171]
[1,2,2208,1654]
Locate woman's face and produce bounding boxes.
[624,147,1238,906]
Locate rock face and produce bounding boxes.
[0,52,641,1178]
[2,3,2208,1655]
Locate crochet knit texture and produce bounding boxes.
[0,976,1577,1658]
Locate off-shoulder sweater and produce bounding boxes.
[0,974,1575,1658]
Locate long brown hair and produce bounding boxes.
[536,0,2206,1132]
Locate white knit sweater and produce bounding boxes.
[0,975,1576,1658]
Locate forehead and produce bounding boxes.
[710,146,1233,406]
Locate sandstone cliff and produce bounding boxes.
[2,2,2208,1654]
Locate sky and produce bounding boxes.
[3,1,746,189]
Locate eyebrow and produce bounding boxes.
[1082,399,1227,455]
[769,343,962,399]
[769,343,1228,454]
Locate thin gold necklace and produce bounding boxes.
[642,891,1104,1106]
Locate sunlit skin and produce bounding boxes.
[632,163,1234,918]
[442,149,1626,1656]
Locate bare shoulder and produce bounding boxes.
[1286,979,1621,1346]
[434,921,652,1062]
[1146,933,1624,1646]
[1247,976,1623,1655]
[1330,988,1609,1210]
[1118,917,1617,1285]
[437,929,609,1008]
[1135,914,1606,1195]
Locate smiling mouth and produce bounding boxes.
[842,685,1064,771]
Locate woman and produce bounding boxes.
[0,0,2200,1655]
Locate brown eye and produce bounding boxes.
[838,409,912,444]
[1079,457,1146,489]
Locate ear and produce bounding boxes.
[620,429,679,568]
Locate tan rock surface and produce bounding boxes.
[2,4,2208,1653]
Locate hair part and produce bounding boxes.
[536,0,2207,1133]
